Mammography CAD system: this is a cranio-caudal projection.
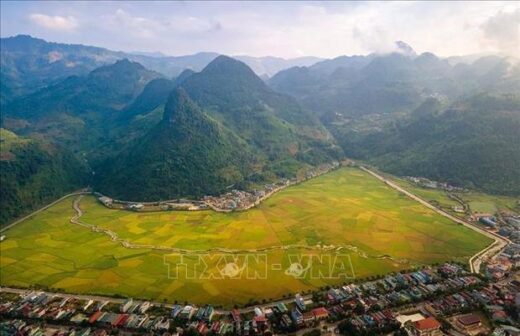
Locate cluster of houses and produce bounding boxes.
[2,263,519,336]
[486,254,515,280]
[405,176,466,193]
[0,292,170,335]
[316,267,483,335]
[203,188,274,212]
[96,194,209,212]
[498,216,520,240]
[483,220,519,281]
[203,162,341,212]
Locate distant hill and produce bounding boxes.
[269,42,519,118]
[330,94,520,195]
[0,129,87,225]
[234,55,322,77]
[3,59,161,152]
[1,35,127,104]
[0,35,322,105]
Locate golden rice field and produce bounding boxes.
[0,167,492,306]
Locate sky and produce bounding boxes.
[1,1,518,59]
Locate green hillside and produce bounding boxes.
[0,129,87,225]
[331,94,520,195]
[95,88,255,200]
[180,56,342,166]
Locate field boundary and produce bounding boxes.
[71,195,411,264]
[0,190,90,234]
[359,166,510,273]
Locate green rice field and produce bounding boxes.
[0,167,493,306]
[391,175,519,217]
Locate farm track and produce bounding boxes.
[70,195,410,264]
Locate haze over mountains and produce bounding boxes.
[0,35,321,105]
[1,35,518,224]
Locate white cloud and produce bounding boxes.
[112,8,157,38]
[9,2,518,58]
[108,9,221,40]
[29,13,78,32]
[481,9,520,56]
[164,16,222,34]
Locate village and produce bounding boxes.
[96,162,342,213]
[1,263,519,336]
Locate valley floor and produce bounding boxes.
[0,167,492,306]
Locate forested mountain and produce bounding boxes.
[0,129,87,225]
[119,78,177,122]
[0,35,321,105]
[1,54,341,210]
[3,59,161,151]
[96,89,255,200]
[329,94,520,195]
[1,35,124,105]
[179,56,342,167]
[269,43,519,118]
[267,44,519,196]
[96,56,343,200]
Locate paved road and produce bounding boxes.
[0,287,128,305]
[0,286,308,315]
[359,166,510,273]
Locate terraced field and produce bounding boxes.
[0,167,492,306]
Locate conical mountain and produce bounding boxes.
[180,55,340,162]
[95,88,254,201]
[180,55,272,110]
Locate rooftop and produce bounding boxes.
[414,317,441,330]
[457,314,481,326]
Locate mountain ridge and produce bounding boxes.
[95,88,255,200]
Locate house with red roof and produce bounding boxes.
[312,307,329,320]
[412,317,442,336]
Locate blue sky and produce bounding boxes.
[1,1,518,58]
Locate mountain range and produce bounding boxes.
[0,35,322,105]
[0,35,518,225]
[269,45,519,118]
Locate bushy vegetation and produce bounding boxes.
[0,129,87,225]
[330,94,520,196]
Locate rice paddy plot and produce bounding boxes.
[0,167,492,306]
